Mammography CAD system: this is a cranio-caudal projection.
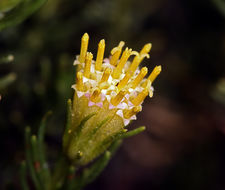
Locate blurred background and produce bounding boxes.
[0,0,225,189]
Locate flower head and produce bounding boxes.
[63,33,161,166]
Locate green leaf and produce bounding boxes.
[31,135,44,189]
[71,112,96,138]
[211,0,225,17]
[20,161,29,190]
[64,112,97,161]
[0,0,22,13]
[82,151,111,184]
[37,111,52,188]
[25,127,42,190]
[50,156,70,190]
[0,0,47,31]
[64,165,76,190]
[119,126,146,139]
[0,73,16,90]
[0,54,14,64]
[65,99,73,132]
[89,116,112,138]
[74,140,122,190]
[63,99,73,151]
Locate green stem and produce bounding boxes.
[31,135,44,189]
[25,127,42,190]
[120,126,146,139]
[20,161,29,190]
[37,111,52,188]
[64,166,76,190]
[50,155,71,190]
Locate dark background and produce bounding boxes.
[1,0,225,189]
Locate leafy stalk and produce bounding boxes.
[37,111,52,188]
[25,127,42,190]
[74,140,122,190]
[50,156,70,190]
[120,126,146,139]
[20,161,29,190]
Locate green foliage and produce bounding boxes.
[0,0,22,13]
[22,107,145,190]
[0,73,16,90]
[20,161,29,190]
[25,127,42,190]
[24,112,52,190]
[119,126,146,139]
[72,140,122,190]
[78,140,122,188]
[211,78,225,105]
[211,0,225,17]
[0,54,14,64]
[0,0,47,31]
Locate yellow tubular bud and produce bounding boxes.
[83,52,93,78]
[140,43,152,54]
[118,41,125,49]
[110,47,120,66]
[129,53,150,74]
[76,72,84,91]
[79,33,89,63]
[99,82,110,89]
[131,88,148,106]
[117,72,132,91]
[100,67,111,83]
[95,39,105,71]
[132,67,148,89]
[128,43,152,73]
[123,106,142,119]
[110,41,125,66]
[90,89,101,102]
[112,48,133,79]
[111,90,127,106]
[129,55,142,73]
[148,65,162,83]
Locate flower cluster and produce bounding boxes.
[73,33,161,126]
[63,33,161,166]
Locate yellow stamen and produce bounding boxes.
[123,106,142,119]
[95,39,105,71]
[132,67,148,89]
[118,41,125,48]
[140,43,152,54]
[79,33,89,63]
[76,72,84,91]
[112,48,135,79]
[117,71,132,91]
[131,88,148,106]
[129,53,149,73]
[100,67,111,83]
[83,52,93,78]
[128,43,152,73]
[99,82,110,89]
[129,54,142,73]
[111,90,127,106]
[110,41,125,66]
[148,65,162,83]
[90,89,101,102]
